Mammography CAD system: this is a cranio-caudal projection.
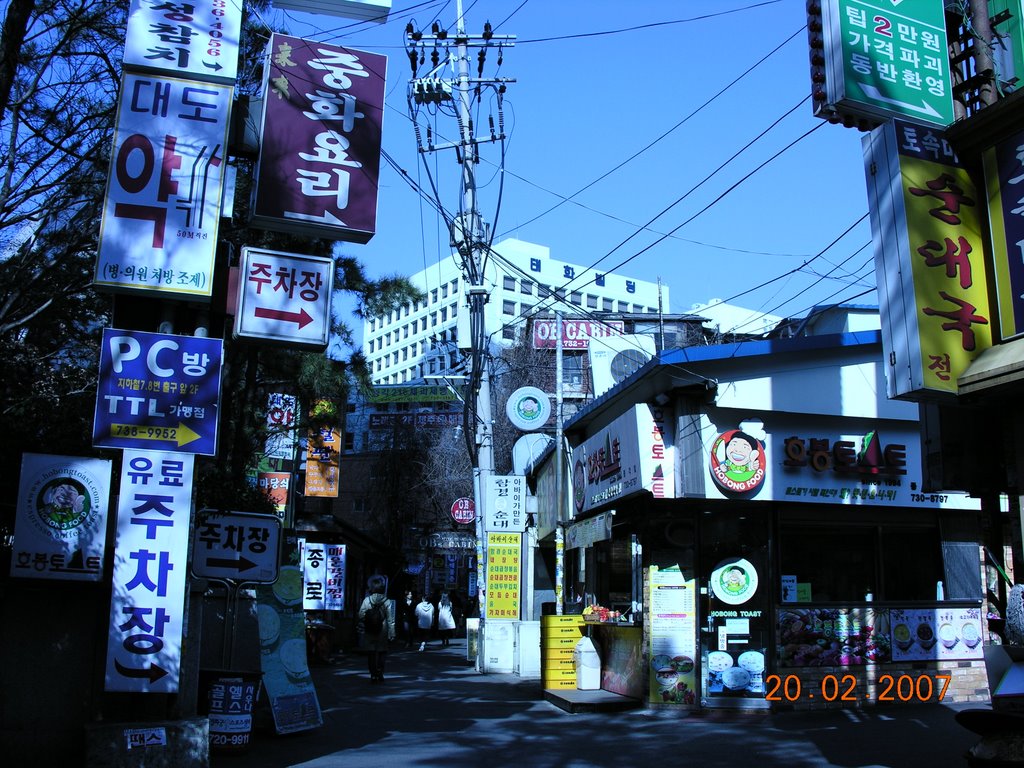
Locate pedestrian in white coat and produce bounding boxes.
[437,592,456,646]
[414,594,434,651]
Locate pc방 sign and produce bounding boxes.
[92,328,223,455]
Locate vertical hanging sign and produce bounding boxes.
[864,119,993,398]
[94,73,232,299]
[105,450,194,693]
[123,0,242,84]
[984,128,1024,340]
[251,34,387,242]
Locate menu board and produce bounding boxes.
[256,565,323,734]
[778,607,891,667]
[648,567,697,705]
[890,607,983,662]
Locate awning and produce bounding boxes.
[958,337,1024,395]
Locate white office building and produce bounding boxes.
[362,238,666,385]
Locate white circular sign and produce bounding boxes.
[505,386,551,431]
[710,558,759,605]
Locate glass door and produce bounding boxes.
[699,508,771,710]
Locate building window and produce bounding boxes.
[779,520,944,602]
[431,289,438,303]
[502,325,515,340]
[571,291,582,305]
[521,280,533,295]
[538,284,551,298]
[451,302,458,317]
[441,283,449,299]
[450,279,458,294]
[587,294,598,309]
[618,301,629,313]
[440,307,448,322]
[431,313,437,327]
[403,325,410,338]
[503,300,516,315]
[503,276,516,291]
[344,432,355,451]
[603,298,613,312]
[633,304,644,313]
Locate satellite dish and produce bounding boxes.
[512,433,554,475]
[506,386,551,431]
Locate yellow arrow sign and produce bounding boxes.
[110,423,202,447]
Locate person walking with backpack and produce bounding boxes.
[357,575,394,682]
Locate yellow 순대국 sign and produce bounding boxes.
[864,119,993,398]
[485,532,521,620]
[902,153,992,394]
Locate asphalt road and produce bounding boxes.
[225,638,988,768]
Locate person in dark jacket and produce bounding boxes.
[357,575,395,682]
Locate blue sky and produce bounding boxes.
[267,0,876,348]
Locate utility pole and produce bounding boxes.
[406,0,514,671]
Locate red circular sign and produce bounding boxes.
[450,497,476,524]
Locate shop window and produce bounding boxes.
[779,523,942,602]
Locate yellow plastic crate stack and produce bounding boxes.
[541,614,585,690]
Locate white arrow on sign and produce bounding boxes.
[859,84,943,120]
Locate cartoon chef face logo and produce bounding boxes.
[709,429,766,498]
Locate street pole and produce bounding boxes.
[555,311,565,615]
[407,0,515,673]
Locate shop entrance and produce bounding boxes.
[698,508,771,709]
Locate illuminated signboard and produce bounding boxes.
[817,0,954,128]
[863,119,993,398]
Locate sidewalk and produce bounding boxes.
[227,638,984,768]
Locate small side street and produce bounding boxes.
[233,639,980,768]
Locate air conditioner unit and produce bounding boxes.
[588,333,656,398]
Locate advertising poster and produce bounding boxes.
[890,606,983,662]
[256,565,323,734]
[599,626,645,700]
[105,451,194,693]
[305,425,340,497]
[647,567,697,706]
[10,453,112,581]
[485,532,521,619]
[777,607,891,667]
